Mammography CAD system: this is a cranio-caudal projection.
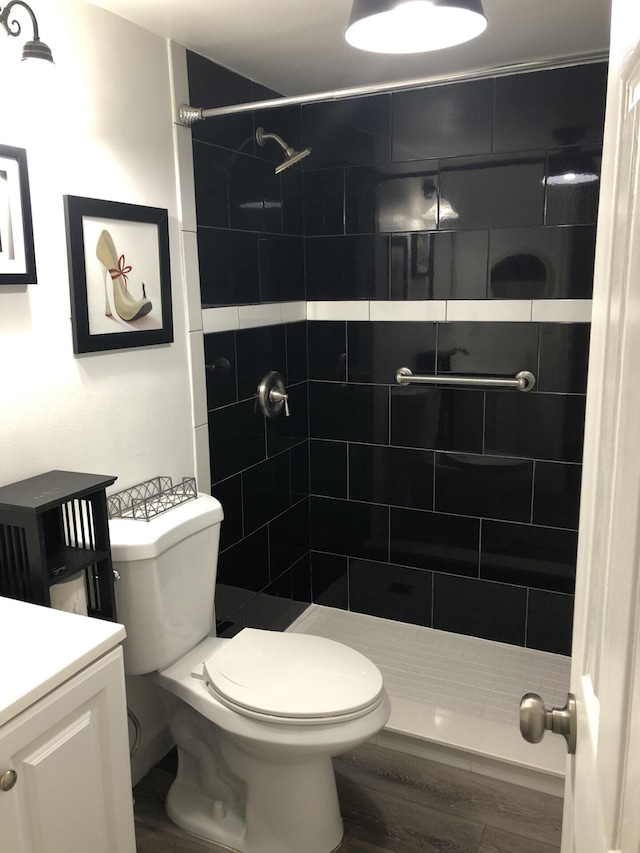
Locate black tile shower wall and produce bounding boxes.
[205,322,310,635]
[188,52,305,308]
[302,62,606,302]
[190,53,606,651]
[301,60,605,656]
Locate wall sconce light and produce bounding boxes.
[0,1,53,62]
[345,0,487,54]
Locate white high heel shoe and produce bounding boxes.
[96,230,152,322]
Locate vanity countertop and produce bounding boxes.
[0,596,126,727]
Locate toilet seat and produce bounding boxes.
[203,628,384,725]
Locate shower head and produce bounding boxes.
[256,127,311,174]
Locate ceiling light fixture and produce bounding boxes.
[0,1,53,62]
[345,0,487,54]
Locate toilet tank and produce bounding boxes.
[109,494,223,675]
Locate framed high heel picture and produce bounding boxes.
[64,195,173,354]
[0,145,37,286]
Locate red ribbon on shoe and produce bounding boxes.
[109,255,132,286]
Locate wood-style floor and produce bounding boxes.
[133,743,562,853]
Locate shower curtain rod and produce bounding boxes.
[177,50,607,127]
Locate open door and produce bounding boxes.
[527,1,640,849]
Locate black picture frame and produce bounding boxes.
[0,144,37,285]
[64,195,173,354]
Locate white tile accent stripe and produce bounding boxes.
[202,300,593,333]
[445,299,532,322]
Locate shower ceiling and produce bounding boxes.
[87,0,611,96]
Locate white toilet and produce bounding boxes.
[109,494,390,853]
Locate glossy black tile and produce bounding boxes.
[258,234,305,302]
[208,398,266,484]
[204,331,237,410]
[303,168,345,236]
[198,228,260,307]
[281,166,304,236]
[480,520,578,593]
[309,382,389,444]
[266,381,308,456]
[349,444,434,510]
[489,225,596,299]
[390,507,480,576]
[217,526,270,606]
[310,440,348,498]
[286,322,308,383]
[291,552,312,611]
[210,474,243,552]
[437,322,539,377]
[347,321,436,384]
[349,559,432,626]
[484,392,586,463]
[526,589,574,655]
[216,607,246,638]
[345,161,438,234]
[545,148,602,225]
[538,323,591,393]
[187,52,255,150]
[305,235,390,300]
[228,152,282,232]
[533,462,582,530]
[391,387,484,454]
[301,95,391,168]
[392,79,493,161]
[245,572,294,631]
[439,154,545,230]
[494,63,607,154]
[192,142,228,228]
[289,441,310,503]
[310,551,348,609]
[235,324,287,401]
[432,574,527,645]
[242,453,291,535]
[435,452,534,522]
[310,497,389,563]
[307,321,346,381]
[269,499,309,579]
[390,230,489,300]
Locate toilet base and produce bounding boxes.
[165,700,344,853]
[166,747,344,853]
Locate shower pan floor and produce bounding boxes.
[288,604,570,796]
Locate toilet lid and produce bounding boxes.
[203,629,384,721]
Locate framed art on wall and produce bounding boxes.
[0,144,37,285]
[64,195,173,354]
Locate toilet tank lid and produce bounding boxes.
[108,493,223,561]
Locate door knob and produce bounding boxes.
[519,692,576,754]
[0,769,17,791]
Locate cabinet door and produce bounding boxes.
[0,648,136,853]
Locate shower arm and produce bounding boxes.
[176,51,607,127]
[256,127,291,155]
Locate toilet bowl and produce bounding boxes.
[109,494,390,853]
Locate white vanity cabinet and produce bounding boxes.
[0,597,136,853]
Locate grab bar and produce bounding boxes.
[395,367,536,392]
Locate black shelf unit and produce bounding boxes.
[0,470,118,620]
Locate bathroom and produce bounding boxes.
[2,0,638,849]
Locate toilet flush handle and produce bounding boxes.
[257,371,290,418]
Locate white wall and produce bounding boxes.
[0,0,195,493]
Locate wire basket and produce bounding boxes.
[107,476,197,521]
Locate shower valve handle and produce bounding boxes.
[269,388,290,417]
[257,371,290,418]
